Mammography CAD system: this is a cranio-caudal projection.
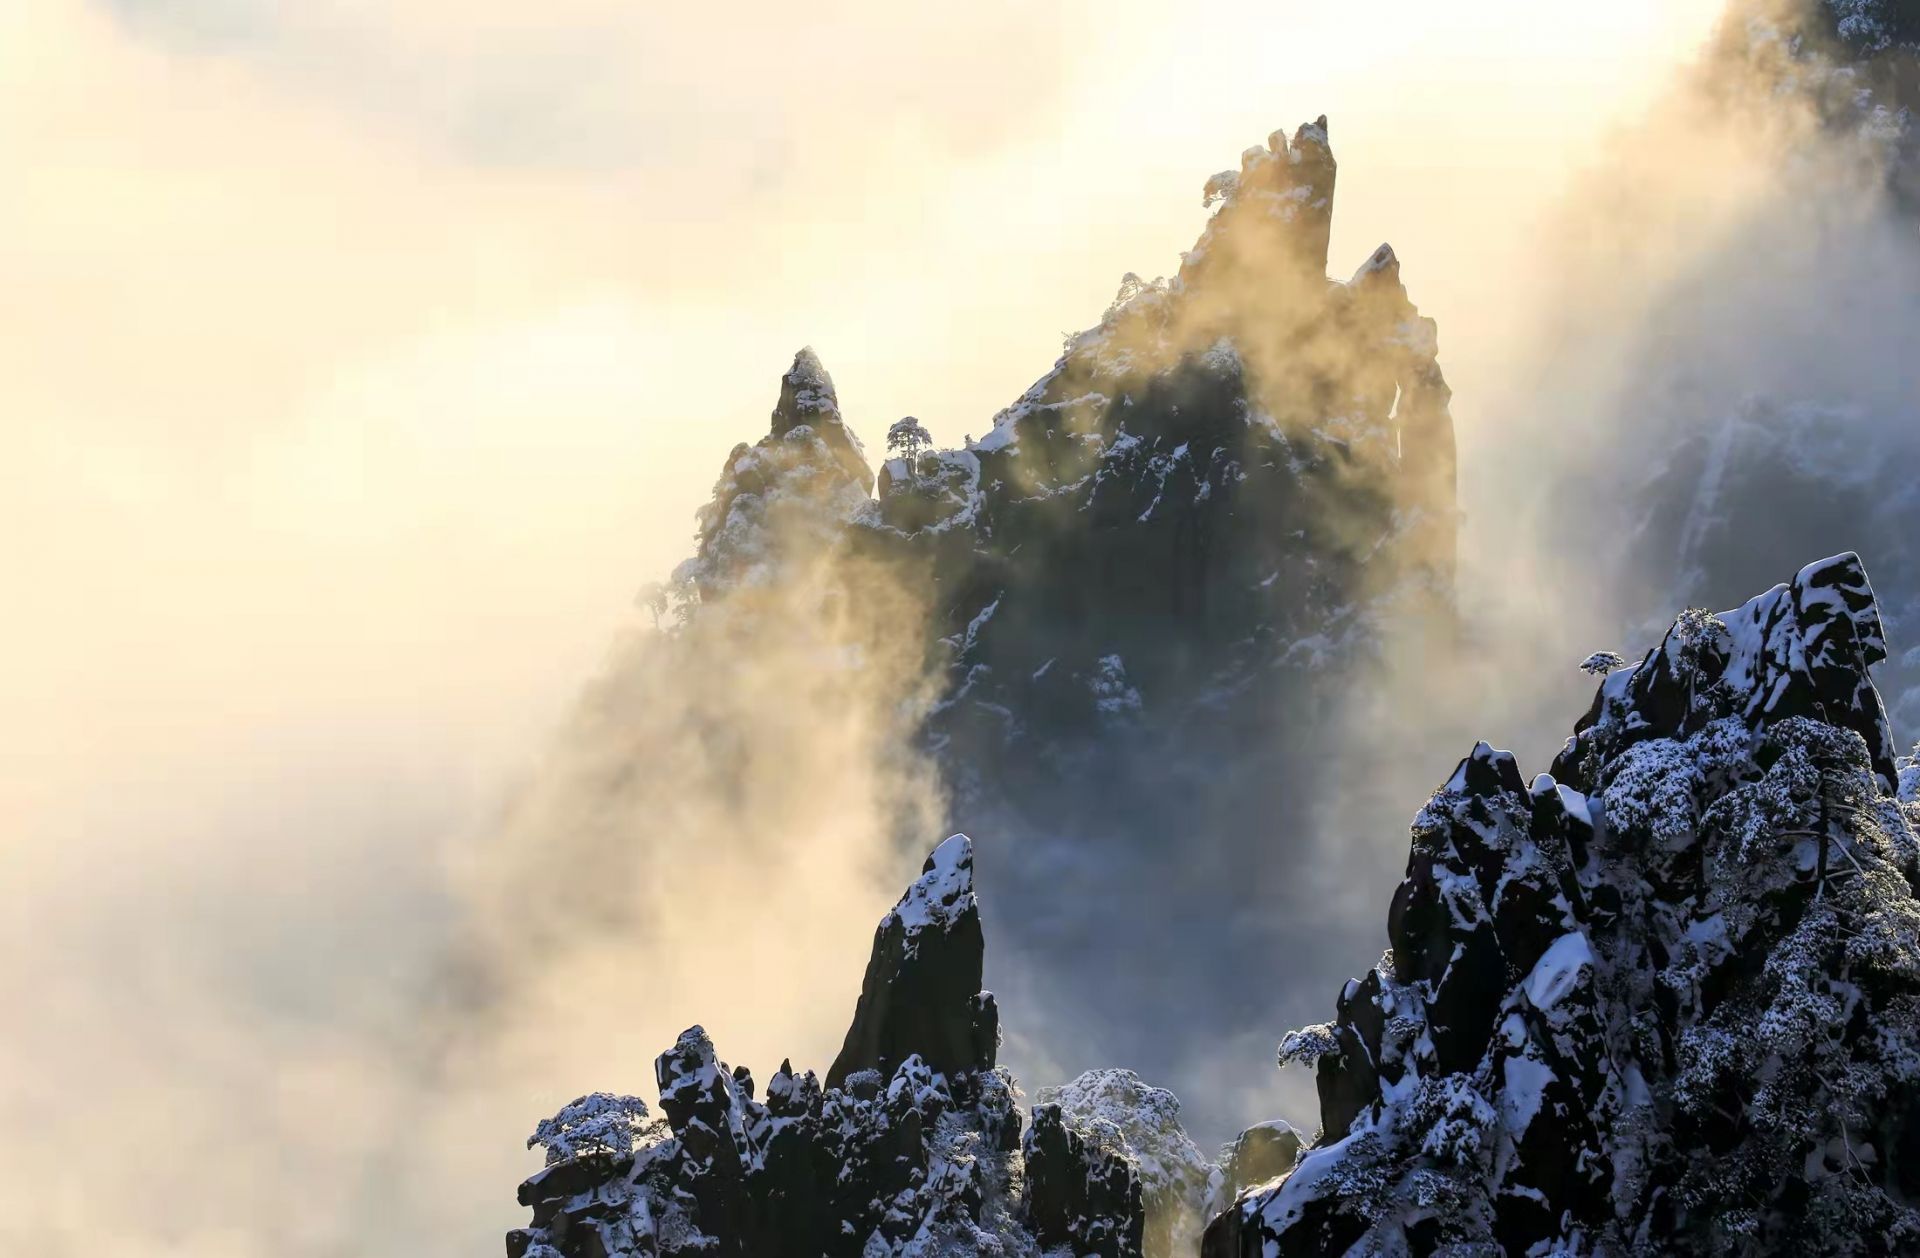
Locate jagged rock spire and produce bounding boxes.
[770,346,838,434]
[827,834,1000,1088]
[1182,115,1337,292]
[510,835,1147,1256]
[677,348,876,598]
[770,346,873,494]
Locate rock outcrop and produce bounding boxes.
[877,118,1456,759]
[666,121,1460,1129]
[508,835,1153,1257]
[1206,553,1920,1256]
[1629,397,1920,744]
[1023,1103,1147,1256]
[827,834,1000,1089]
[1036,1069,1219,1258]
[672,347,875,602]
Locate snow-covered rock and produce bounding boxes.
[673,348,875,603]
[828,834,1000,1090]
[1207,553,1920,1255]
[508,838,1147,1258]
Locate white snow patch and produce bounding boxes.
[1522,932,1593,1012]
[890,835,975,934]
[1501,1052,1555,1134]
[962,596,1001,652]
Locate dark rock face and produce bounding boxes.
[1036,1068,1220,1258]
[509,835,1148,1257]
[1024,1104,1146,1257]
[1207,554,1920,1256]
[828,834,999,1089]
[883,124,1456,759]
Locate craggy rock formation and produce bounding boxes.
[665,121,1459,1125]
[678,119,1456,746]
[508,835,1151,1257]
[1628,398,1920,739]
[875,119,1456,764]
[828,834,1000,1089]
[1037,1069,1219,1258]
[1207,554,1920,1256]
[673,347,875,601]
[1024,1103,1147,1256]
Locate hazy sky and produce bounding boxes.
[4,0,1726,865]
[0,2,1733,1252]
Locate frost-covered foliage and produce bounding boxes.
[1210,554,1920,1257]
[1579,650,1628,676]
[1090,654,1144,718]
[887,416,933,464]
[1824,0,1920,52]
[528,1093,663,1166]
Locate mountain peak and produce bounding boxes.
[770,346,839,436]
[827,834,998,1089]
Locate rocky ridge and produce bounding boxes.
[678,118,1456,748]
[508,835,1155,1258]
[1206,553,1920,1255]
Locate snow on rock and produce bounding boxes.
[1519,931,1593,1013]
[1206,554,1920,1256]
[508,840,1146,1258]
[889,833,976,934]
[676,349,875,602]
[829,836,999,1090]
[1626,385,1920,788]
[1037,1068,1218,1258]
